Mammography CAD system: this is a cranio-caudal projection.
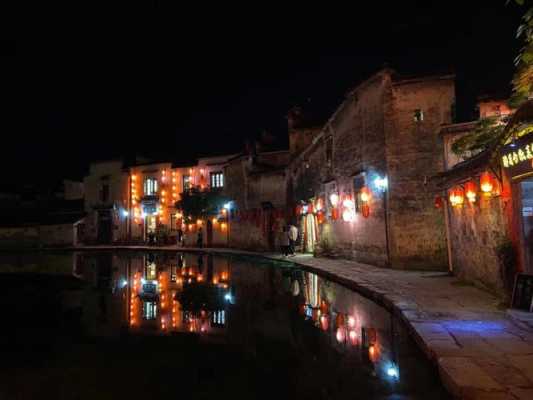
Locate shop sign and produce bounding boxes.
[501,134,533,179]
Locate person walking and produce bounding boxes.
[288,223,298,256]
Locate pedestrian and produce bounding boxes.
[288,223,298,256]
[197,227,203,248]
[281,226,290,257]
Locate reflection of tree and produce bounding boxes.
[176,284,225,312]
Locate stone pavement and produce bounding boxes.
[76,245,533,399]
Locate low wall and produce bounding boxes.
[0,224,75,249]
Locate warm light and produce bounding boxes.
[212,217,217,224]
[176,212,183,219]
[315,198,323,211]
[347,316,356,328]
[449,187,464,207]
[197,275,203,282]
[320,315,329,331]
[162,190,166,195]
[480,171,494,194]
[342,209,356,222]
[360,186,371,203]
[336,328,346,343]
[221,222,227,230]
[329,193,339,207]
[369,345,376,357]
[465,181,477,203]
[349,330,357,344]
[197,219,202,225]
[131,175,137,180]
[189,224,194,230]
[189,168,193,174]
[221,272,228,280]
[213,276,219,284]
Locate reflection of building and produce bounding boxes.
[108,253,233,336]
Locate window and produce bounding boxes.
[210,172,224,188]
[414,109,424,122]
[144,178,158,196]
[353,173,366,213]
[183,175,191,191]
[143,301,157,320]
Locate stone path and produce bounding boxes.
[76,245,533,399]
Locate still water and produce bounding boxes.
[0,251,449,400]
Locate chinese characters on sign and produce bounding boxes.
[501,141,533,168]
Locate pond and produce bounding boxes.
[0,251,450,400]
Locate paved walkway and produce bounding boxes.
[77,245,533,399]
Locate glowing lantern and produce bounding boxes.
[221,222,227,231]
[331,208,339,220]
[212,217,218,224]
[347,316,356,328]
[434,196,443,209]
[197,219,202,226]
[449,187,464,207]
[349,330,358,345]
[465,181,477,203]
[480,171,493,194]
[342,209,356,222]
[360,186,371,203]
[315,198,323,211]
[329,193,339,207]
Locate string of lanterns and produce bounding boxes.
[436,171,498,208]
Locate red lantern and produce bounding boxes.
[296,205,302,215]
[361,203,370,218]
[480,171,493,195]
[434,196,443,209]
[360,186,371,203]
[465,181,477,203]
[331,208,339,220]
[317,211,325,224]
[449,187,464,207]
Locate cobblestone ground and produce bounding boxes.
[80,245,533,400]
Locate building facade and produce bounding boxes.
[83,155,234,246]
[436,99,533,296]
[286,69,455,269]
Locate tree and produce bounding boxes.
[176,188,229,222]
[510,1,533,107]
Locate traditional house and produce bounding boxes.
[435,99,533,296]
[83,155,234,246]
[287,68,456,269]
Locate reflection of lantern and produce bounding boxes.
[347,316,356,328]
[320,300,329,314]
[331,208,339,220]
[434,196,443,209]
[335,313,345,327]
[329,193,339,207]
[465,181,477,203]
[342,209,356,222]
[349,330,357,345]
[317,211,325,224]
[320,314,329,331]
[336,327,346,343]
[360,186,371,203]
[480,171,493,194]
[316,198,323,211]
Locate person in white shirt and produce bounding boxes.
[288,224,298,256]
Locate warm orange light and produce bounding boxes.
[197,219,202,225]
[480,171,494,194]
[360,186,371,203]
[213,276,219,284]
[221,272,228,280]
[449,187,464,207]
[131,175,137,180]
[369,345,376,356]
[212,217,217,224]
[221,222,227,231]
[465,181,477,203]
[197,275,203,282]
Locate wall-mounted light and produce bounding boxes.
[374,176,388,192]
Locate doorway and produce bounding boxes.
[520,179,533,273]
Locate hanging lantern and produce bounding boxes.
[331,207,339,220]
[465,181,477,203]
[336,327,346,343]
[329,193,339,207]
[480,171,493,195]
[360,186,371,203]
[449,187,464,207]
[434,196,443,209]
[315,198,323,212]
[320,314,329,331]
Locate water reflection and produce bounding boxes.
[1,251,449,399]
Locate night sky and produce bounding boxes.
[0,1,526,187]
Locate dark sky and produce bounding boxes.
[0,1,526,187]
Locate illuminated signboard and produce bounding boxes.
[501,134,533,179]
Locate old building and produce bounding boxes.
[287,69,456,269]
[224,145,290,251]
[82,155,234,245]
[436,99,533,296]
